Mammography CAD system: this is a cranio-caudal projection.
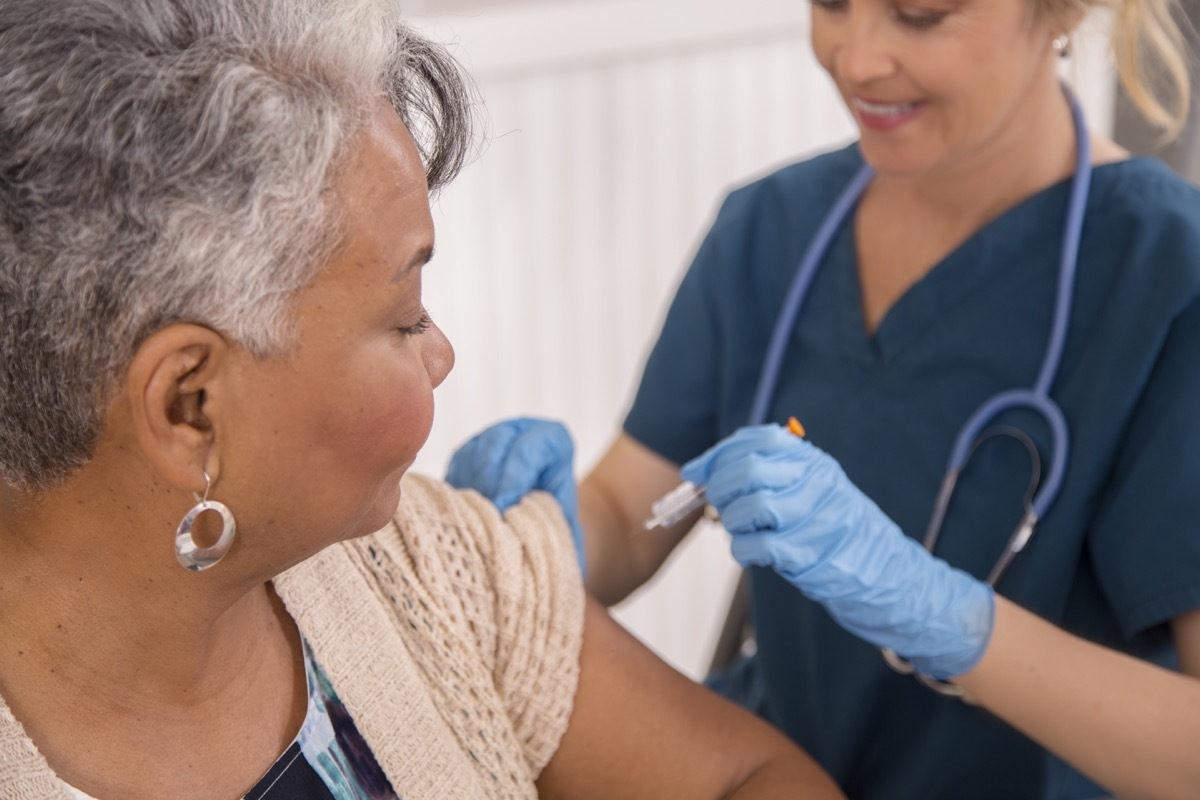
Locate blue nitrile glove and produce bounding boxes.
[681,424,994,680]
[446,417,586,575]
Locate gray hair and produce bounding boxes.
[0,0,475,490]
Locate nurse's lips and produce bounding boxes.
[851,96,925,132]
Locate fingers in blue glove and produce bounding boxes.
[447,417,568,509]
[446,417,587,575]
[491,421,577,510]
[679,424,798,488]
[680,424,847,532]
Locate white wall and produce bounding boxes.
[408,0,1116,679]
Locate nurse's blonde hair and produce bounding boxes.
[1053,0,1192,138]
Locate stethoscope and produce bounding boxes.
[747,86,1092,699]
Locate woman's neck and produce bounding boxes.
[0,388,309,798]
[0,493,306,798]
[0,465,292,708]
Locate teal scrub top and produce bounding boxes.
[624,144,1200,799]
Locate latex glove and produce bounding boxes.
[681,424,994,680]
[446,417,586,575]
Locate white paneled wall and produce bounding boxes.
[409,1,1115,678]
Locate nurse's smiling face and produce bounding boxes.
[810,0,1068,177]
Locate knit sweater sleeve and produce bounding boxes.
[378,473,585,778]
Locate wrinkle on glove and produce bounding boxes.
[446,417,586,575]
[682,424,994,680]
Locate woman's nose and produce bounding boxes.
[423,320,454,389]
[833,15,895,86]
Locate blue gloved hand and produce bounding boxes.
[681,424,994,680]
[446,417,586,575]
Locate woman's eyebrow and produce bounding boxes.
[393,244,435,282]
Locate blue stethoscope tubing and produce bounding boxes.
[748,85,1092,582]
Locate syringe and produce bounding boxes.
[642,480,708,530]
[642,417,805,530]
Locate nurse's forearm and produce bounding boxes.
[955,597,1200,799]
[578,477,695,606]
[577,433,701,606]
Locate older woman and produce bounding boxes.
[0,2,843,798]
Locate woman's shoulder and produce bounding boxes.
[1090,157,1200,237]
[278,475,585,790]
[280,474,580,635]
[380,473,583,633]
[712,142,864,232]
[750,141,864,193]
[386,475,585,774]
[1070,158,1200,328]
[390,473,575,567]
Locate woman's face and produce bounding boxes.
[810,0,1061,176]
[220,104,453,565]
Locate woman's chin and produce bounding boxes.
[356,474,407,536]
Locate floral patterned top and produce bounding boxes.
[63,641,399,800]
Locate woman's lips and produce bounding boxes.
[851,96,925,132]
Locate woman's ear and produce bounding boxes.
[1051,8,1085,41]
[124,324,230,493]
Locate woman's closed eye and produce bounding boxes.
[893,5,949,29]
[396,309,433,337]
[809,0,949,30]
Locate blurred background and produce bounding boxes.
[403,0,1188,679]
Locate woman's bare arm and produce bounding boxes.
[536,598,843,799]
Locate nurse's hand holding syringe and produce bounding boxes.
[643,417,806,530]
[677,422,995,682]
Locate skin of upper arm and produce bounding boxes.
[578,432,705,605]
[535,598,843,800]
[1171,607,1200,677]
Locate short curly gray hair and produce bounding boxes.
[0,0,475,490]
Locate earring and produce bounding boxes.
[1052,34,1071,58]
[175,471,236,572]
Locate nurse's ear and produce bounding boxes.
[123,323,233,492]
[1041,1,1086,47]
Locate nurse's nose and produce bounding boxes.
[832,11,896,86]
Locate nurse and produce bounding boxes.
[446,0,1200,795]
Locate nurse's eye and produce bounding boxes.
[396,310,433,338]
[893,5,947,28]
[810,0,849,13]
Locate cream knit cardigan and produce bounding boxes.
[0,474,585,799]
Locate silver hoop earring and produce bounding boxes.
[1052,34,1071,58]
[175,471,236,572]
